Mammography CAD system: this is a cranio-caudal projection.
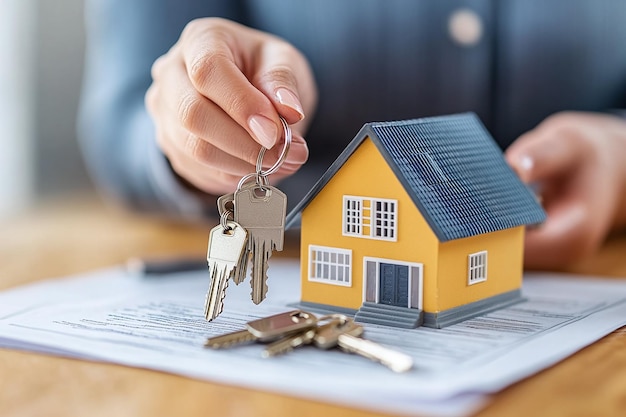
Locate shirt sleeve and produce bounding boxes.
[77,0,243,220]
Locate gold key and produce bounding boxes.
[204,310,317,349]
[262,327,317,358]
[314,316,414,373]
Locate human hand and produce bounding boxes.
[145,18,317,195]
[506,112,626,270]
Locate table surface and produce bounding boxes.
[1,195,625,417]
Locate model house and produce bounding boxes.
[285,113,546,328]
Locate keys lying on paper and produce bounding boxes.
[204,310,414,373]
[204,310,317,348]
[204,117,291,321]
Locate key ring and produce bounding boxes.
[237,171,270,191]
[220,209,234,231]
[256,117,291,178]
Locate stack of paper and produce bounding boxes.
[1,260,625,416]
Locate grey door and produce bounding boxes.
[379,263,409,307]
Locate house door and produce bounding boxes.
[379,263,409,307]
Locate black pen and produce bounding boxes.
[126,257,207,276]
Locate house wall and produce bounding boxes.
[300,138,440,310]
[436,225,525,311]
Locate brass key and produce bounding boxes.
[262,314,356,357]
[262,327,317,358]
[314,316,414,373]
[204,310,317,349]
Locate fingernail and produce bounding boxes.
[519,155,534,173]
[248,115,277,148]
[275,88,304,120]
[285,140,309,164]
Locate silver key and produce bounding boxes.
[217,193,249,285]
[234,181,287,304]
[204,310,316,349]
[315,316,414,373]
[204,221,248,321]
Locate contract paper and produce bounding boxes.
[1,260,625,417]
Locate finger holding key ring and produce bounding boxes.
[256,117,291,178]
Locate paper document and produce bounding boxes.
[1,260,625,417]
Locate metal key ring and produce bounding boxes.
[256,117,291,177]
[237,171,270,191]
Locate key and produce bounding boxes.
[263,314,348,358]
[204,221,248,321]
[204,310,317,349]
[262,328,317,358]
[233,181,287,304]
[315,317,414,373]
[217,193,249,285]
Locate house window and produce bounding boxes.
[308,245,352,287]
[343,196,397,241]
[468,251,488,285]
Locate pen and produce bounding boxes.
[126,257,207,276]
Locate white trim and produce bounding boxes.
[342,195,398,242]
[308,245,352,287]
[362,257,423,309]
[467,250,488,285]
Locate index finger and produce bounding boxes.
[181,19,281,149]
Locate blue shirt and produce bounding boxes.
[78,0,626,218]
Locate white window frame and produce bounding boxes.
[308,245,352,287]
[468,251,488,285]
[342,195,398,241]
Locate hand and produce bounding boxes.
[506,112,626,270]
[145,18,317,195]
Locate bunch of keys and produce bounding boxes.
[204,117,291,321]
[204,310,414,373]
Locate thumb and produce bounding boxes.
[505,129,586,184]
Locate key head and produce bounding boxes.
[206,221,248,265]
[217,193,235,217]
[247,310,317,339]
[313,316,364,349]
[234,183,287,251]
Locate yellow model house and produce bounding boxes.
[285,114,546,328]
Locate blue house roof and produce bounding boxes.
[285,113,546,242]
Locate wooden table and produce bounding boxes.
[1,195,625,417]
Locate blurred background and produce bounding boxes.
[0,0,88,219]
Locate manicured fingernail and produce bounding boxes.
[248,115,277,148]
[519,155,534,173]
[275,88,304,120]
[285,140,309,164]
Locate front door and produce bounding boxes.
[379,263,409,307]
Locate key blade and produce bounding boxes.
[232,248,250,285]
[262,328,316,358]
[204,329,256,349]
[337,334,414,373]
[204,263,229,321]
[250,237,270,304]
